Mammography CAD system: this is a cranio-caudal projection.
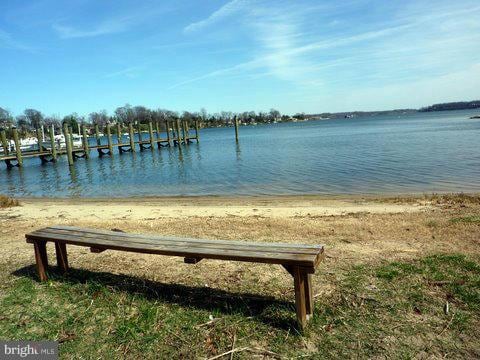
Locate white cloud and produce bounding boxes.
[173,0,480,95]
[183,0,247,33]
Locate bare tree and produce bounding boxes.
[24,108,44,129]
[89,110,109,127]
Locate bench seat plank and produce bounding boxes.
[31,227,322,255]
[26,226,324,269]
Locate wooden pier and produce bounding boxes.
[0,119,200,169]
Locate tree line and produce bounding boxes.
[0,105,307,136]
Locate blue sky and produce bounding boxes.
[1,0,479,117]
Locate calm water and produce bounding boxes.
[1,110,479,197]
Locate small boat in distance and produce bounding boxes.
[470,115,480,119]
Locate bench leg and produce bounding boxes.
[55,242,69,273]
[293,266,307,330]
[305,273,314,320]
[33,241,48,282]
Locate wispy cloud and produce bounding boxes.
[183,0,247,33]
[53,5,170,39]
[0,29,33,51]
[173,0,480,91]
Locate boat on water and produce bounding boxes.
[4,134,84,152]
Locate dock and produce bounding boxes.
[0,119,200,169]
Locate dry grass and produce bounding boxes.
[0,195,19,208]
[376,192,480,206]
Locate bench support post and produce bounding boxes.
[293,266,307,329]
[33,241,48,281]
[305,273,313,319]
[55,242,69,273]
[284,265,314,328]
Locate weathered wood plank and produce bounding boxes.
[26,231,320,268]
[29,227,322,257]
[47,225,323,251]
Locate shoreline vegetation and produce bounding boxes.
[0,193,479,357]
[1,100,479,139]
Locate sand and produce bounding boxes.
[4,196,429,222]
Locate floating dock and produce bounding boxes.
[0,119,200,169]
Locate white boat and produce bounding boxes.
[52,134,83,149]
[7,137,39,152]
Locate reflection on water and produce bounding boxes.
[1,109,480,197]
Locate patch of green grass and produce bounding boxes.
[1,254,479,358]
[450,215,480,224]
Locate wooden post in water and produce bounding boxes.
[68,126,74,150]
[148,122,155,148]
[95,124,101,146]
[182,120,188,144]
[117,123,122,144]
[35,127,44,153]
[175,118,182,145]
[165,120,171,146]
[106,124,113,154]
[63,124,74,166]
[81,124,89,159]
[12,128,23,166]
[128,123,136,152]
[49,125,57,161]
[0,129,9,155]
[234,115,239,142]
[194,119,200,141]
[155,121,161,148]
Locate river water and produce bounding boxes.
[1,109,479,197]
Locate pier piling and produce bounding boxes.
[63,124,74,166]
[49,125,57,161]
[234,116,239,142]
[194,119,200,141]
[0,129,9,156]
[182,120,188,144]
[12,128,23,166]
[95,124,101,146]
[165,120,171,146]
[81,124,89,159]
[106,124,113,155]
[117,123,122,145]
[35,127,44,153]
[148,122,155,148]
[155,121,162,148]
[175,118,182,145]
[129,123,136,152]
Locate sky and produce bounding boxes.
[0,0,479,117]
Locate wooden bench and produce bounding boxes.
[26,225,324,328]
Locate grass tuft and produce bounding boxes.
[0,194,19,208]
[450,215,480,224]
